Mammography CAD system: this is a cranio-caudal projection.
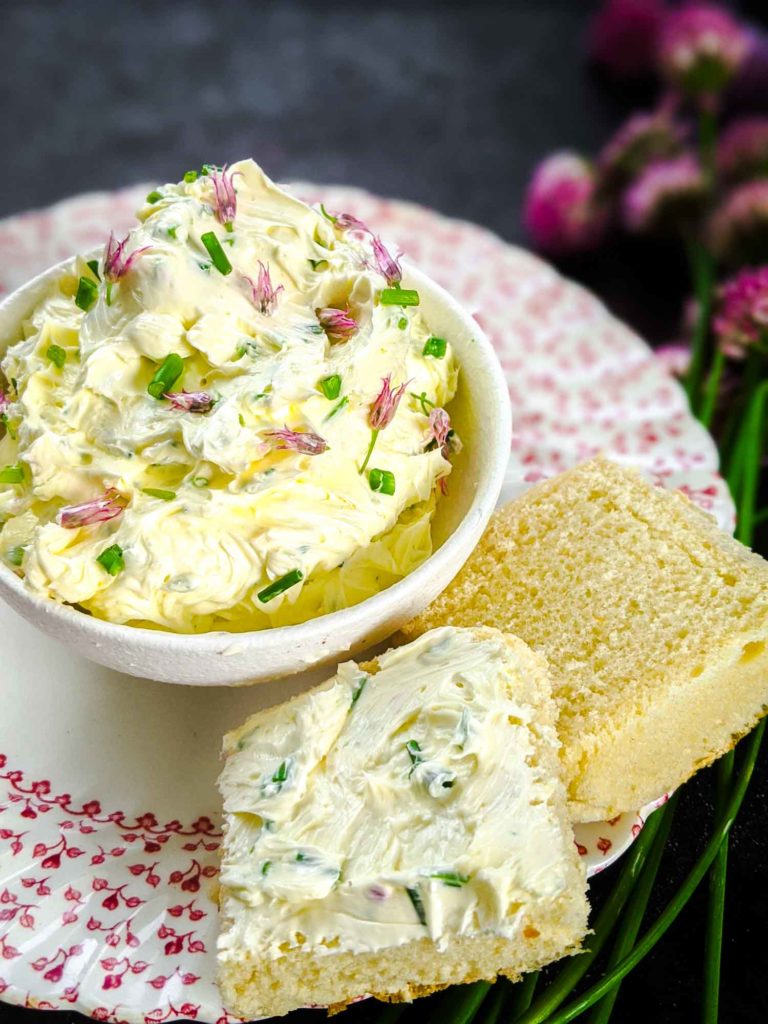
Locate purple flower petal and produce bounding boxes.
[588,0,667,80]
[370,237,402,286]
[622,154,707,233]
[334,212,371,234]
[708,179,768,265]
[369,375,410,431]
[658,3,751,97]
[58,488,126,529]
[266,427,329,456]
[523,152,609,255]
[428,407,452,456]
[209,165,241,227]
[103,233,151,283]
[317,307,357,342]
[0,390,9,414]
[164,390,215,413]
[244,263,284,316]
[713,266,768,358]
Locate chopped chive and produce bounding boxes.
[234,344,247,360]
[238,413,246,427]
[261,861,272,876]
[423,336,447,358]
[398,316,408,329]
[308,258,329,271]
[380,288,419,306]
[184,170,198,183]
[148,353,184,399]
[406,886,427,926]
[96,543,124,576]
[224,221,234,233]
[410,391,435,416]
[199,261,212,272]
[201,163,216,176]
[105,281,114,306]
[324,396,349,422]
[222,236,235,247]
[319,374,342,400]
[146,190,163,204]
[257,568,304,604]
[351,676,368,705]
[320,203,337,224]
[75,276,99,312]
[201,231,232,275]
[1,414,17,440]
[46,344,66,369]
[86,259,101,281]
[296,851,307,862]
[142,488,176,501]
[272,761,289,784]
[369,468,396,495]
[167,226,178,239]
[430,871,469,887]
[0,464,24,484]
[5,546,24,567]
[406,740,423,766]
[191,476,209,488]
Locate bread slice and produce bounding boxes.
[403,457,768,823]
[216,626,588,1018]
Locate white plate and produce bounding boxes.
[0,182,732,1022]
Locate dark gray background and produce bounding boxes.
[1,2,767,1022]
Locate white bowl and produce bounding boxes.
[0,257,511,685]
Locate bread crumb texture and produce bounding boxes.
[403,457,768,821]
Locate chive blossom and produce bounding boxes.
[406,886,427,926]
[200,231,232,275]
[380,288,419,306]
[257,568,304,604]
[96,543,124,576]
[142,488,176,501]
[319,374,342,400]
[423,336,447,358]
[148,353,184,399]
[146,190,163,204]
[75,276,98,312]
[369,468,396,495]
[0,464,24,484]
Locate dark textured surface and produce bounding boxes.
[1,2,767,1023]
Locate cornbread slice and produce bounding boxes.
[403,457,768,823]
[217,626,588,1018]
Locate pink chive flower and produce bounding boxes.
[0,390,9,414]
[622,154,707,233]
[523,152,609,256]
[427,407,452,456]
[209,165,240,228]
[708,180,768,266]
[334,212,371,234]
[717,117,768,183]
[164,390,215,413]
[58,488,126,529]
[244,262,284,316]
[317,307,357,342]
[370,237,402,286]
[265,427,328,456]
[103,233,151,284]
[588,0,668,80]
[713,267,768,358]
[597,111,686,196]
[655,343,692,378]
[658,3,751,98]
[359,374,411,474]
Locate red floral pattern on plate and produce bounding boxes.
[0,181,731,1022]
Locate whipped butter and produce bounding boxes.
[217,627,574,962]
[0,160,458,632]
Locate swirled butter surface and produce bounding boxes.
[0,160,459,632]
[217,627,573,961]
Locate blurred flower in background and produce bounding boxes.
[523,152,608,255]
[657,2,751,100]
[589,0,668,79]
[709,180,768,266]
[622,153,708,232]
[714,266,768,358]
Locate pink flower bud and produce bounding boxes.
[164,391,215,413]
[713,266,768,358]
[427,407,452,457]
[369,375,409,431]
[524,152,609,255]
[0,390,9,414]
[265,427,329,456]
[597,111,687,196]
[209,165,240,228]
[370,237,402,285]
[708,180,768,266]
[658,3,751,97]
[244,262,284,316]
[58,489,126,529]
[103,233,151,283]
[334,212,370,234]
[317,307,357,342]
[589,0,668,80]
[622,154,707,233]
[717,117,768,183]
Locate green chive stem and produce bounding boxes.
[586,795,678,1024]
[380,288,419,307]
[0,464,25,485]
[507,972,539,1019]
[521,721,765,1024]
[698,347,726,430]
[702,756,732,1024]
[426,981,492,1024]
[324,396,349,422]
[257,568,304,604]
[359,429,379,474]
